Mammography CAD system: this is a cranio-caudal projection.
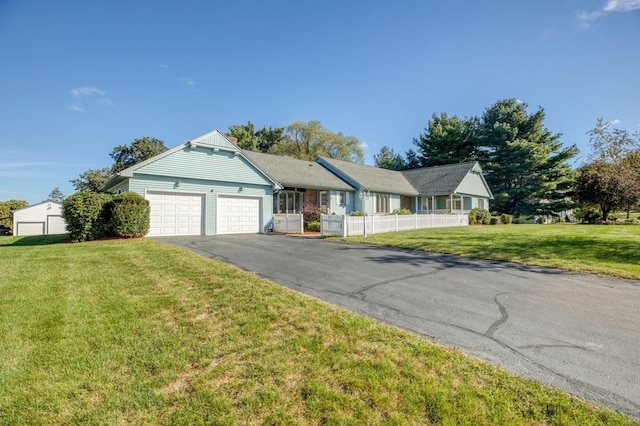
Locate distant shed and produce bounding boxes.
[12,201,67,236]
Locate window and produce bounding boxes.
[447,197,462,212]
[477,199,486,210]
[375,193,390,213]
[275,191,303,213]
[319,191,328,210]
[337,191,346,205]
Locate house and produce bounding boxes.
[101,130,281,237]
[401,161,493,213]
[243,151,355,215]
[317,157,493,215]
[101,129,493,237]
[12,201,66,236]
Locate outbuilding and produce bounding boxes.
[12,201,67,236]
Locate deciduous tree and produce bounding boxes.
[110,137,168,173]
[275,121,364,163]
[47,187,65,202]
[0,199,28,229]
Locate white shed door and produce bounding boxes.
[17,222,45,236]
[148,192,204,237]
[217,195,261,234]
[47,216,67,234]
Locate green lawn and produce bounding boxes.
[0,235,636,425]
[343,224,640,280]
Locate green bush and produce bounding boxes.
[303,209,326,231]
[390,208,412,215]
[574,207,601,224]
[62,191,113,242]
[105,192,150,238]
[489,216,500,225]
[500,214,513,224]
[468,208,491,225]
[306,221,321,232]
[350,211,367,216]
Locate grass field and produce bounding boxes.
[343,224,640,280]
[0,235,636,424]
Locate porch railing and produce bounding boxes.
[321,213,468,237]
[273,214,303,234]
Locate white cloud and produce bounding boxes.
[70,86,106,99]
[578,0,640,27]
[603,0,640,12]
[179,77,197,88]
[68,86,111,112]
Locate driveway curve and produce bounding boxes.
[160,234,640,419]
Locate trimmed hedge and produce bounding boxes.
[62,191,113,242]
[63,191,151,242]
[500,214,513,224]
[105,192,150,238]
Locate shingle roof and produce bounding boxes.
[317,157,419,195]
[243,151,354,191]
[401,161,478,196]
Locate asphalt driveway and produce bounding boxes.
[159,234,640,419]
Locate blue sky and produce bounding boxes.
[1,0,639,204]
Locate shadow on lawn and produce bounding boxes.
[0,234,68,247]
[340,233,637,274]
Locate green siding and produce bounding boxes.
[135,147,273,186]
[456,171,492,198]
[127,175,273,235]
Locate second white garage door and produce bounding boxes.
[148,191,204,237]
[217,195,261,234]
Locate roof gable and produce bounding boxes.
[317,157,419,195]
[402,162,493,198]
[101,130,280,191]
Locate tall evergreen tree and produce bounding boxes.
[374,146,406,170]
[477,99,577,216]
[414,113,478,166]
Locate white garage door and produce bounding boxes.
[217,195,261,234]
[17,222,45,236]
[147,192,204,237]
[47,216,67,235]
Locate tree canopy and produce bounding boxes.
[414,113,479,167]
[47,187,65,202]
[0,199,28,229]
[374,146,407,170]
[227,121,287,153]
[71,137,167,192]
[575,120,640,220]
[477,99,577,216]
[274,121,364,163]
[110,137,168,173]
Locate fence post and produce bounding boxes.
[342,215,347,237]
[300,213,304,234]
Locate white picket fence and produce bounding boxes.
[321,213,468,237]
[273,214,304,234]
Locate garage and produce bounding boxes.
[217,195,261,234]
[147,191,204,237]
[16,222,45,236]
[12,201,67,236]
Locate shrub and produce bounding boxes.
[574,207,601,224]
[468,208,491,225]
[500,214,513,224]
[306,221,320,232]
[62,191,113,242]
[489,216,500,225]
[105,192,150,238]
[350,211,367,216]
[391,208,412,215]
[303,209,325,231]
